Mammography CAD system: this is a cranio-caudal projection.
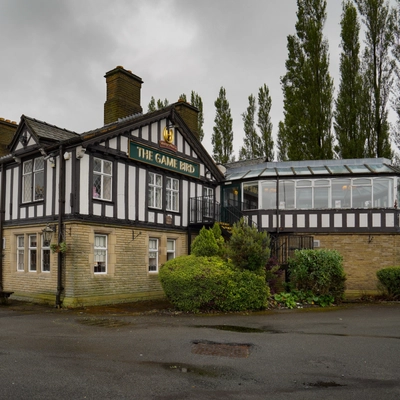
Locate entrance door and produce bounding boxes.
[222,184,241,224]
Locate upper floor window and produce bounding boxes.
[93,158,112,201]
[23,157,44,203]
[148,172,162,209]
[166,177,179,212]
[94,234,107,273]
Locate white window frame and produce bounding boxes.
[94,234,107,274]
[17,235,25,272]
[148,238,159,272]
[167,239,176,261]
[41,235,51,272]
[28,234,37,272]
[93,158,112,201]
[22,157,44,203]
[148,172,162,209]
[166,177,179,212]
[203,187,214,217]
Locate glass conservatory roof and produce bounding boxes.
[224,158,400,181]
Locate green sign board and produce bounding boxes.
[129,141,200,178]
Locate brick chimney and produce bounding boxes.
[174,100,199,139]
[104,66,143,125]
[0,118,18,157]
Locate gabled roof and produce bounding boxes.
[8,115,80,155]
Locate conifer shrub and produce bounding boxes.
[191,223,226,258]
[227,218,270,275]
[287,249,346,303]
[159,255,269,312]
[376,267,400,299]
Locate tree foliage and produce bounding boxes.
[212,87,234,164]
[147,96,169,112]
[257,84,274,161]
[278,0,334,161]
[334,0,366,158]
[190,91,204,141]
[355,0,395,158]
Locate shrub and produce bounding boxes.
[287,249,346,303]
[227,218,270,274]
[191,223,226,258]
[376,267,400,299]
[159,255,269,312]
[265,257,284,294]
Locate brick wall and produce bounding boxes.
[175,101,199,139]
[314,233,400,297]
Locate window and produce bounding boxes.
[148,172,162,209]
[279,180,295,209]
[29,234,37,272]
[94,234,107,273]
[166,177,179,212]
[17,235,24,271]
[243,182,259,210]
[167,239,176,261]
[261,181,277,209]
[148,238,159,272]
[203,187,214,217]
[23,157,44,203]
[41,235,50,272]
[93,158,112,200]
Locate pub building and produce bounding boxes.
[0,66,399,306]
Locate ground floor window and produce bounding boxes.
[167,239,176,261]
[17,235,24,271]
[94,234,107,273]
[148,238,159,272]
[29,234,37,272]
[41,236,50,272]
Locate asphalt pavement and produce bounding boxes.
[0,301,399,399]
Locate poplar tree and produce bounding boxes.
[257,84,274,161]
[239,94,262,160]
[278,0,334,161]
[147,97,169,112]
[212,87,234,164]
[355,0,395,158]
[334,0,366,159]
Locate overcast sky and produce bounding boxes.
[0,0,397,160]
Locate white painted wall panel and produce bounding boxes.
[297,214,305,228]
[64,157,72,214]
[182,181,188,226]
[261,215,268,228]
[151,123,158,144]
[285,214,293,228]
[121,137,128,155]
[272,215,277,228]
[138,168,146,221]
[177,132,183,153]
[128,165,136,221]
[79,156,90,215]
[190,181,196,198]
[334,214,342,228]
[132,129,139,137]
[148,212,155,223]
[105,205,113,218]
[142,126,149,141]
[157,213,163,224]
[12,168,18,220]
[109,137,118,150]
[175,215,181,226]
[359,213,368,227]
[117,163,125,220]
[386,213,394,227]
[5,169,11,221]
[28,206,34,218]
[93,203,102,215]
[322,214,330,227]
[184,140,190,156]
[310,214,318,228]
[20,209,25,219]
[347,214,355,227]
[46,161,55,216]
[200,164,204,177]
[36,204,43,217]
[372,213,381,227]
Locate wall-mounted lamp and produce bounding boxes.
[42,224,56,247]
[63,152,71,161]
[13,156,21,164]
[76,146,86,159]
[132,230,142,241]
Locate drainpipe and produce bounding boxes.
[56,145,65,307]
[0,164,5,291]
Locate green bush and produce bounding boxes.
[376,267,400,299]
[227,218,270,274]
[287,249,346,303]
[159,255,269,312]
[191,223,226,258]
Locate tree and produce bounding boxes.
[239,94,262,160]
[147,97,169,112]
[278,0,334,161]
[355,0,395,158]
[190,91,204,142]
[212,87,234,163]
[257,84,274,161]
[334,0,366,158]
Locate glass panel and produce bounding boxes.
[42,249,50,272]
[260,168,277,177]
[103,175,112,200]
[314,179,329,186]
[309,166,330,174]
[23,174,32,202]
[332,179,351,208]
[367,164,394,173]
[243,182,258,210]
[296,180,311,187]
[373,178,392,208]
[34,157,44,171]
[276,167,294,176]
[279,180,295,209]
[94,158,102,172]
[244,169,264,178]
[261,181,277,209]
[34,170,44,200]
[352,184,372,208]
[296,187,312,209]
[327,165,350,174]
[346,164,370,173]
[292,167,312,175]
[24,160,33,174]
[103,161,112,175]
[167,240,175,251]
[314,186,330,208]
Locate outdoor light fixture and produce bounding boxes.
[42,224,55,247]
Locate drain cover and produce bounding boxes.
[191,340,251,358]
[77,317,130,328]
